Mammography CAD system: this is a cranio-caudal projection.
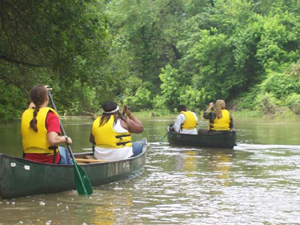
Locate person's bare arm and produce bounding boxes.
[126,116,144,133]
[48,132,72,146]
[121,105,144,133]
[206,102,214,112]
[203,102,215,119]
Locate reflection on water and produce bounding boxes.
[1,117,300,224]
[211,151,232,186]
[182,151,197,174]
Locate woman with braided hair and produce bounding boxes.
[90,101,144,161]
[203,99,233,131]
[21,84,73,164]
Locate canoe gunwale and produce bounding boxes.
[0,138,148,199]
[167,130,236,149]
[0,139,147,167]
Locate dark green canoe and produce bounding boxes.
[0,138,148,199]
[168,130,236,149]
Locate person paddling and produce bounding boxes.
[203,99,233,131]
[90,101,144,161]
[21,84,73,164]
[169,105,198,135]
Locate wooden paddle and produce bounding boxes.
[48,91,93,196]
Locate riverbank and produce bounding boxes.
[133,109,300,120]
[1,109,299,125]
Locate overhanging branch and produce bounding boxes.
[0,55,46,67]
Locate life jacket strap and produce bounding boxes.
[115,134,131,140]
[48,146,59,163]
[116,141,131,146]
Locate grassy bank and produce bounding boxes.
[133,109,177,118]
[231,110,261,119]
[134,109,299,120]
[133,109,262,119]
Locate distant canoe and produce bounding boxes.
[0,138,148,199]
[168,130,236,149]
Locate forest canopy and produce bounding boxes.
[1,0,300,121]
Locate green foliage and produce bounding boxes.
[134,108,176,118]
[256,92,280,114]
[174,0,300,116]
[178,86,207,111]
[288,62,300,78]
[235,86,261,110]
[108,0,185,95]
[276,107,297,119]
[126,87,153,111]
[231,110,261,119]
[260,72,300,99]
[176,1,265,107]
[236,62,300,117]
[157,65,182,110]
[0,82,27,122]
[1,0,108,84]
[256,11,300,71]
[189,29,237,100]
[0,0,110,117]
[2,0,300,121]
[285,93,300,115]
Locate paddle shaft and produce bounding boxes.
[48,91,93,195]
[159,130,169,143]
[47,92,75,159]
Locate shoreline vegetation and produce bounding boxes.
[134,110,300,120]
[79,108,300,120]
[2,109,299,126]
[2,1,300,124]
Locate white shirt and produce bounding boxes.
[173,112,198,135]
[94,119,133,161]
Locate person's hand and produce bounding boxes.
[123,105,131,117]
[168,126,175,131]
[168,124,174,131]
[65,136,73,145]
[44,85,53,91]
[206,102,215,112]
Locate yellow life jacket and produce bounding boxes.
[180,111,197,129]
[92,116,132,148]
[210,109,231,131]
[21,107,59,154]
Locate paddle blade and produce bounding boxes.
[159,131,169,144]
[74,162,93,195]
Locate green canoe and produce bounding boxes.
[0,138,148,199]
[168,130,236,149]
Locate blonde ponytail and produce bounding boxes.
[215,100,225,119]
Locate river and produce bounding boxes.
[0,117,300,224]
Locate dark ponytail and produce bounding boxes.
[29,85,48,132]
[29,105,40,132]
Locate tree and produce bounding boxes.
[0,0,109,117]
[108,0,186,95]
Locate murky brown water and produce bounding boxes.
[1,117,300,224]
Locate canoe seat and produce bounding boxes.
[76,158,107,164]
[85,155,96,160]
